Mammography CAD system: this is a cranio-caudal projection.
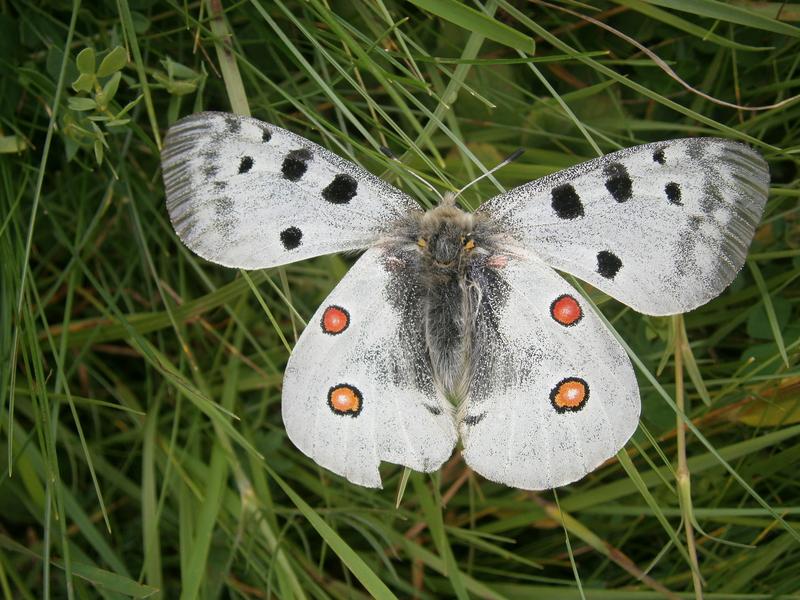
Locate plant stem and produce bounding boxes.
[674,314,704,599]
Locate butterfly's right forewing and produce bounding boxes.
[282,247,457,488]
[478,139,768,315]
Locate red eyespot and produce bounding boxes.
[550,294,582,326]
[550,377,589,413]
[321,305,350,335]
[327,384,363,416]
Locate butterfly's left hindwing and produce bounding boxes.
[478,138,768,315]
[461,252,640,490]
[162,112,419,269]
[282,247,457,488]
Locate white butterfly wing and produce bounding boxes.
[161,112,419,269]
[460,253,639,490]
[282,247,457,488]
[478,139,768,315]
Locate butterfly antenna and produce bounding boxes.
[380,145,444,202]
[451,148,525,202]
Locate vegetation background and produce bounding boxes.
[2,0,799,598]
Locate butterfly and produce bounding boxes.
[161,112,768,490]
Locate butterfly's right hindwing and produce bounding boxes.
[162,112,420,269]
[282,247,457,488]
[461,252,640,490]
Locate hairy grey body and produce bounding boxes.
[381,196,508,405]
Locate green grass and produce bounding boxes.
[2,0,800,598]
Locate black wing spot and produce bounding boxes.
[280,226,303,250]
[604,162,633,202]
[551,183,584,219]
[597,250,622,279]
[261,127,272,143]
[213,181,227,190]
[653,148,666,164]
[424,404,443,416]
[665,182,682,205]
[239,156,254,174]
[463,413,486,426]
[282,148,312,181]
[322,174,358,204]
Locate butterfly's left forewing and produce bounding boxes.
[162,112,419,269]
[282,247,457,488]
[461,252,639,490]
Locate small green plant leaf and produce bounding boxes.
[97,46,128,78]
[153,71,199,96]
[103,71,121,101]
[0,135,26,153]
[62,135,79,161]
[68,97,97,111]
[96,71,122,109]
[162,57,198,79]
[116,95,143,117]
[93,139,104,164]
[71,72,95,93]
[76,47,95,74]
[131,11,151,34]
[168,80,199,96]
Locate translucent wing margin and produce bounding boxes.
[162,112,419,269]
[478,138,768,315]
[460,252,640,490]
[282,247,457,488]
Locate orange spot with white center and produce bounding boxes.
[550,294,583,326]
[321,305,350,335]
[327,384,362,416]
[550,377,589,413]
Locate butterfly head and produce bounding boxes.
[415,204,478,268]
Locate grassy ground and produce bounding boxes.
[2,0,800,598]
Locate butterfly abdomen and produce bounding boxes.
[422,267,470,401]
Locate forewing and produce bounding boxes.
[478,138,768,315]
[282,247,457,488]
[162,112,419,269]
[460,253,639,490]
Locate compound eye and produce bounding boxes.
[417,238,427,248]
